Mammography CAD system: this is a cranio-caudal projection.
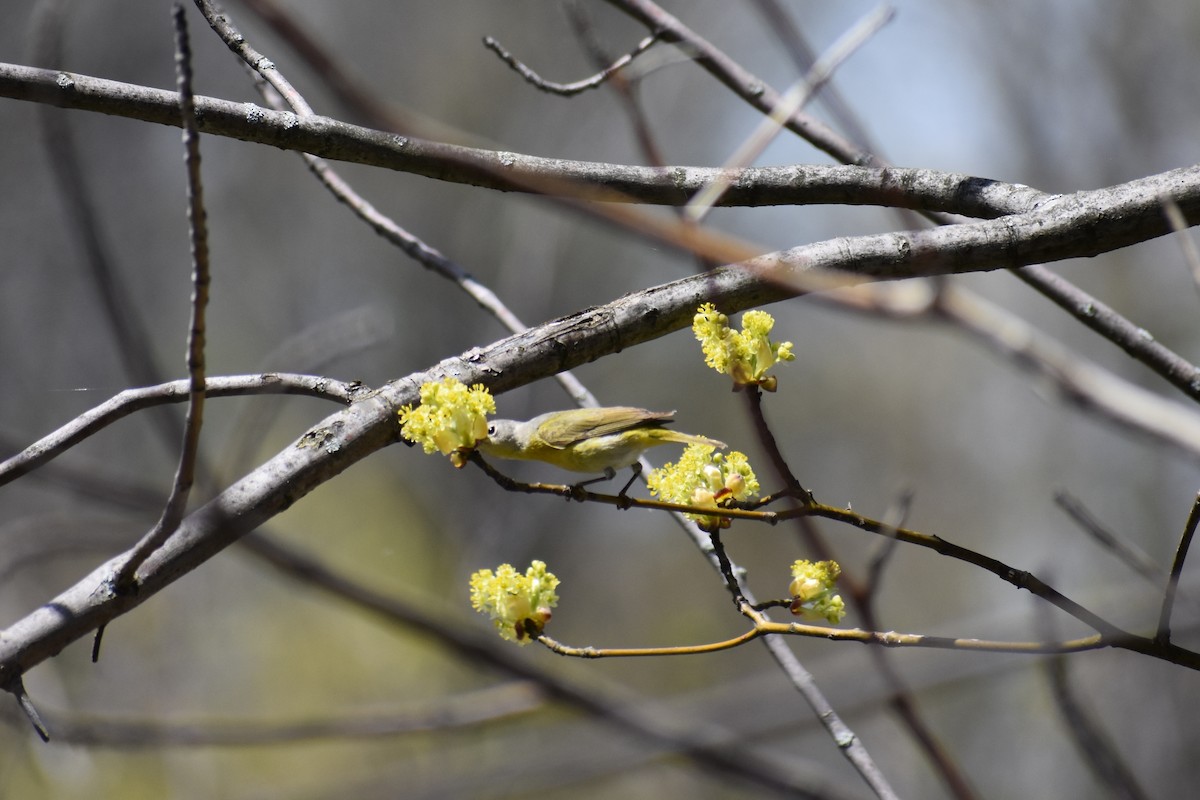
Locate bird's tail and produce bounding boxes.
[654,430,726,450]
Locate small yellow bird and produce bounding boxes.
[477,406,725,478]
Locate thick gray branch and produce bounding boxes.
[754,165,1200,280]
[0,61,1044,217]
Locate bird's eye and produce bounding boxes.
[487,423,497,436]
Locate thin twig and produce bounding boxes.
[562,1,671,171]
[1160,192,1200,298]
[0,374,360,488]
[1158,493,1200,644]
[471,451,1155,655]
[707,529,750,609]
[483,30,659,96]
[1054,491,1168,588]
[113,3,210,593]
[540,619,1112,658]
[467,451,773,521]
[3,676,50,742]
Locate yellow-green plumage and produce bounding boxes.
[477,407,725,475]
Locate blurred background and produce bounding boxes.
[2,1,1199,797]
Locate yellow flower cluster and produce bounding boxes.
[693,303,795,391]
[647,443,759,530]
[469,561,560,644]
[788,560,846,624]
[398,377,495,467]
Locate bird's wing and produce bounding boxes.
[538,407,675,448]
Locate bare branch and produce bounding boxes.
[0,374,361,488]
[1013,264,1200,404]
[482,31,660,97]
[0,62,1056,216]
[114,3,211,592]
[1055,491,1169,588]
[2,676,49,742]
[1158,493,1200,644]
[1161,192,1200,296]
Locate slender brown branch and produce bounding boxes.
[539,629,763,658]
[467,451,775,522]
[1158,493,1200,644]
[541,621,1112,659]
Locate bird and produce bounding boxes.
[476,406,725,479]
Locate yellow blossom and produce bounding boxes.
[693,303,795,391]
[788,560,846,624]
[469,561,560,644]
[647,443,759,530]
[399,378,495,467]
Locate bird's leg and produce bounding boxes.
[572,466,616,489]
[569,466,616,500]
[617,463,642,498]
